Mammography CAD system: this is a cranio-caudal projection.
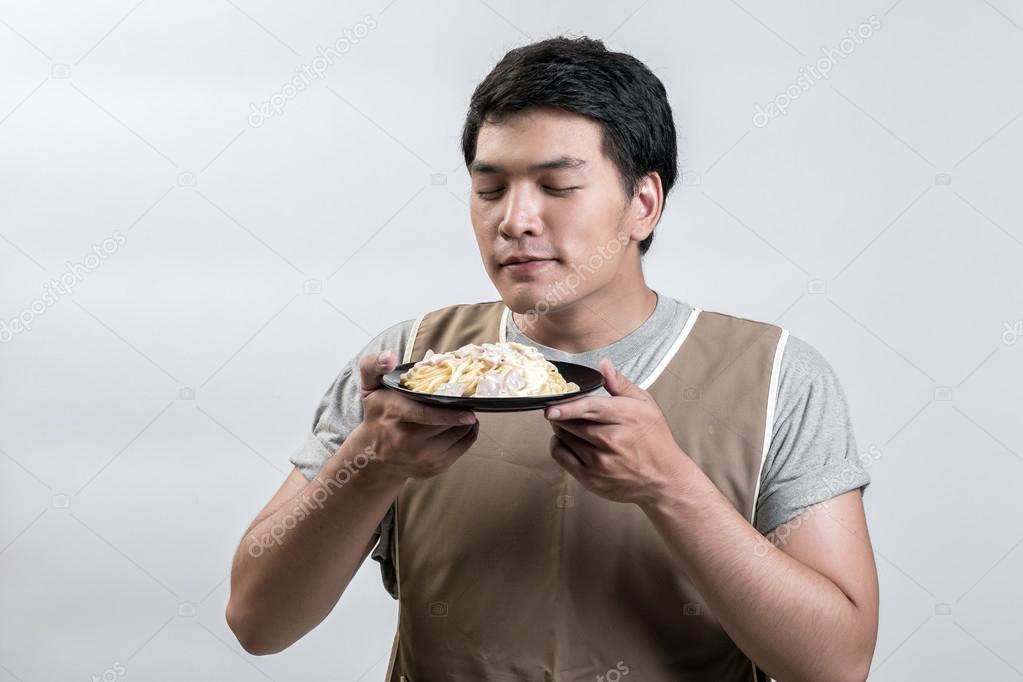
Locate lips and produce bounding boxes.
[500,258,555,275]
[499,255,556,266]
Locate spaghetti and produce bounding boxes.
[399,341,580,397]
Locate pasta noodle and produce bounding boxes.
[400,341,580,397]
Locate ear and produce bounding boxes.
[627,172,664,244]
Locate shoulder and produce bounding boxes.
[693,307,838,390]
[775,334,849,415]
[780,334,835,379]
[683,306,847,412]
[686,308,786,374]
[692,308,786,353]
[696,308,782,332]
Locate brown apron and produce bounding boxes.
[385,300,785,681]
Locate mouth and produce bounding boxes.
[499,257,557,274]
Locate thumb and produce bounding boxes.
[599,358,648,401]
[360,348,398,396]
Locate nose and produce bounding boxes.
[498,183,543,239]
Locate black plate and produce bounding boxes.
[381,360,604,412]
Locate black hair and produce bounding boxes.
[461,36,678,255]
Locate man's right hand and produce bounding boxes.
[354,348,479,482]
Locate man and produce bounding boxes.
[227,37,878,681]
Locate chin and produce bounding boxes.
[501,283,588,319]
[495,286,537,312]
[492,259,595,314]
[495,283,553,315]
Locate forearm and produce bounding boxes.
[639,460,872,682]
[227,426,405,654]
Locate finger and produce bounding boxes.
[549,418,603,444]
[551,426,597,465]
[549,433,587,474]
[398,398,477,427]
[423,419,476,453]
[441,419,480,454]
[359,348,397,396]
[545,396,619,424]
[599,358,650,401]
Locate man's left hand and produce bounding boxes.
[544,358,690,506]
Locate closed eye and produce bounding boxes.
[544,186,579,196]
[474,186,580,199]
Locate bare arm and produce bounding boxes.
[640,467,879,682]
[545,359,878,682]
[226,348,479,655]
[225,432,405,655]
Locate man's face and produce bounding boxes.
[469,107,637,317]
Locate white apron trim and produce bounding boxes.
[750,328,789,524]
[498,305,510,343]
[750,327,787,682]
[402,314,426,364]
[638,307,701,390]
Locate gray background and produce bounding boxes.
[1,0,1021,680]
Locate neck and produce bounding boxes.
[512,279,658,353]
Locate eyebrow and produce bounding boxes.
[469,155,586,175]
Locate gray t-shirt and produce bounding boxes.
[290,292,869,599]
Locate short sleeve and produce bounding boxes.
[289,317,414,599]
[753,335,870,535]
